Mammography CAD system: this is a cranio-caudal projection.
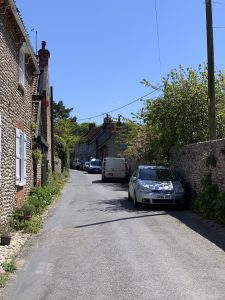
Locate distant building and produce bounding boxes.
[71,115,126,165]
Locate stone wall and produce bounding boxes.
[170,139,225,195]
[0,12,35,221]
[54,157,62,173]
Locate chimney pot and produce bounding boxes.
[42,41,46,49]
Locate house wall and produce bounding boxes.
[42,70,52,167]
[170,139,225,196]
[0,13,34,221]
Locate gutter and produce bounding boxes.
[8,0,39,74]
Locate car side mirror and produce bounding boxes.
[132,176,137,181]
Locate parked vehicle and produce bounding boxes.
[101,157,128,182]
[88,159,102,173]
[84,161,90,171]
[72,159,82,170]
[128,165,185,208]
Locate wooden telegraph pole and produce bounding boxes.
[205,0,216,140]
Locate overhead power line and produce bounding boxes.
[77,88,161,121]
[154,0,162,80]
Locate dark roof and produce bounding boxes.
[32,70,44,96]
[85,126,103,144]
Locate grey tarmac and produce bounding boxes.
[1,170,225,300]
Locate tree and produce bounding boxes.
[125,64,225,163]
[53,100,75,121]
[53,100,89,170]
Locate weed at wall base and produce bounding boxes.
[192,176,225,225]
[13,172,67,234]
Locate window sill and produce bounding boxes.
[16,182,25,187]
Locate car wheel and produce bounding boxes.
[133,192,139,208]
[128,190,132,201]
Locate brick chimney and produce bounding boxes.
[38,41,50,70]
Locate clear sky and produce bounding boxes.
[16,0,225,124]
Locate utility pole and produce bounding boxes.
[205,0,216,140]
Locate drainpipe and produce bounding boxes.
[50,86,55,172]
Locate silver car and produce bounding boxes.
[128,165,185,208]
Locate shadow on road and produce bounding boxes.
[98,196,225,252]
[92,180,128,192]
[74,212,167,229]
[168,210,225,252]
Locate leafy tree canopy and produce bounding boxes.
[124,64,225,163]
[53,100,75,121]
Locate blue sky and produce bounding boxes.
[16,0,225,124]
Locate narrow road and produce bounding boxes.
[2,170,225,300]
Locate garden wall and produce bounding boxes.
[170,139,225,196]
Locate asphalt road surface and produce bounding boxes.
[2,170,225,300]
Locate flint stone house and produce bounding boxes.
[32,41,54,187]
[0,0,39,222]
[72,116,126,163]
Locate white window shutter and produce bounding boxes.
[16,128,21,185]
[23,133,27,184]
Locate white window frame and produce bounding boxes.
[19,47,25,88]
[0,113,2,182]
[16,128,27,186]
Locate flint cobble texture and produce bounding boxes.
[0,9,34,221]
[170,139,225,195]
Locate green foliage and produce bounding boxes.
[201,173,212,187]
[53,100,74,121]
[0,259,16,288]
[0,274,8,288]
[52,100,89,171]
[13,172,66,234]
[215,192,225,224]
[54,119,79,171]
[192,184,218,219]
[126,65,225,163]
[192,174,225,224]
[31,122,37,133]
[1,260,16,273]
[18,215,42,234]
[206,153,217,167]
[32,149,42,165]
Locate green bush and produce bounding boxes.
[192,179,225,224]
[0,274,8,288]
[215,192,225,224]
[1,260,16,273]
[13,172,67,234]
[193,184,218,219]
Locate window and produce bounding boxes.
[19,47,25,87]
[16,128,27,186]
[0,113,2,181]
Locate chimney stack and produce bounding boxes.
[38,41,50,70]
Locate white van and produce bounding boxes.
[101,157,128,182]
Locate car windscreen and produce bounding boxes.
[139,168,178,181]
[90,161,102,166]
